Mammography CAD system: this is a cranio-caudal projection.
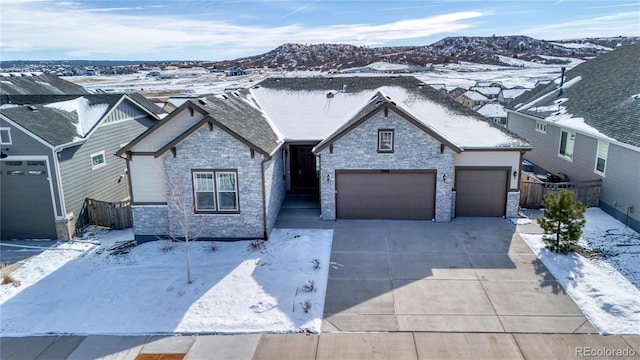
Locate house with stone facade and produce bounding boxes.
[119,76,531,242]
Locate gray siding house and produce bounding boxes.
[120,76,530,242]
[507,44,640,232]
[0,93,165,240]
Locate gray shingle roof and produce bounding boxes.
[1,106,81,146]
[0,73,89,95]
[1,94,121,146]
[126,92,167,116]
[511,44,640,147]
[199,91,280,154]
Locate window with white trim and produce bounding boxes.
[0,128,11,144]
[535,121,547,134]
[559,130,575,160]
[594,141,609,176]
[378,129,394,153]
[192,170,238,212]
[90,150,106,170]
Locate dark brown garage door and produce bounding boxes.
[455,168,508,217]
[336,170,436,220]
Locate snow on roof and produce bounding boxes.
[250,87,377,140]
[377,87,524,148]
[470,86,501,96]
[500,88,528,99]
[460,90,488,101]
[44,97,109,138]
[477,103,507,118]
[514,76,614,140]
[251,84,527,149]
[515,76,582,111]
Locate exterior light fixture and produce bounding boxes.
[326,173,331,182]
[442,174,447,182]
[513,170,518,178]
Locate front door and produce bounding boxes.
[290,145,318,191]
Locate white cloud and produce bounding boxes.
[0,1,485,59]
[520,12,640,40]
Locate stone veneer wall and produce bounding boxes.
[263,148,286,234]
[318,110,454,221]
[506,191,520,218]
[156,125,266,239]
[132,205,168,240]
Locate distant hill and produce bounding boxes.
[2,35,638,73]
[203,35,638,71]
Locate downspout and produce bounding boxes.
[260,155,269,240]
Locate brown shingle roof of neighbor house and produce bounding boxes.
[510,44,640,147]
[0,73,89,95]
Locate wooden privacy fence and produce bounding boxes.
[519,177,602,209]
[85,198,133,230]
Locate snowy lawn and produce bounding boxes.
[0,228,333,336]
[520,208,640,335]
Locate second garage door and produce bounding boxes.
[455,168,508,217]
[336,170,436,220]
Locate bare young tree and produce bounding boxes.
[165,174,205,284]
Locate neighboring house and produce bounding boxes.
[455,90,489,109]
[448,87,467,99]
[0,93,165,240]
[428,84,447,92]
[470,86,502,99]
[498,88,528,104]
[477,103,508,127]
[162,96,199,112]
[119,76,530,242]
[475,81,504,88]
[507,44,640,232]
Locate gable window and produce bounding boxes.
[192,170,239,213]
[90,150,106,170]
[594,141,609,176]
[378,129,394,153]
[535,121,547,134]
[558,130,575,160]
[0,128,11,144]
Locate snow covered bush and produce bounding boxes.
[537,190,586,253]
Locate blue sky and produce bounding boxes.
[1,0,638,61]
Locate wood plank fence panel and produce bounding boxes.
[519,178,602,209]
[85,198,132,230]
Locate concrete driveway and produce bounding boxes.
[322,218,595,334]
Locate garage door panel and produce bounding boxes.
[1,160,57,239]
[336,171,435,220]
[455,169,508,217]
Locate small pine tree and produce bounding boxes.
[537,190,586,253]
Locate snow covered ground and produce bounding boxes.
[520,208,640,335]
[0,228,333,336]
[67,56,583,99]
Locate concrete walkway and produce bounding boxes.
[2,332,639,360]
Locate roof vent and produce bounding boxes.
[632,94,640,101]
[221,94,228,100]
[326,92,334,98]
[418,83,425,89]
[252,85,261,89]
[27,105,37,111]
[198,99,206,105]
